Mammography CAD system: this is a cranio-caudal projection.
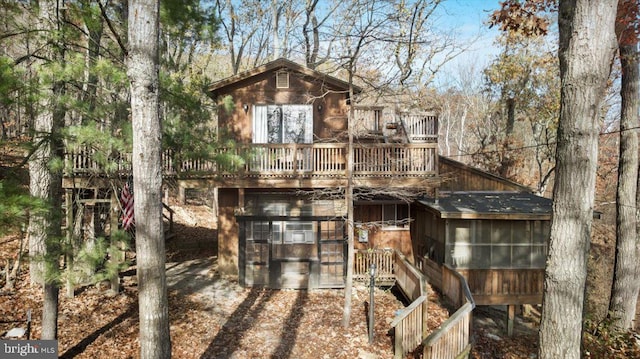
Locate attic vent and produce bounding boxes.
[276,71,289,88]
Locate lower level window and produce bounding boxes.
[382,203,409,228]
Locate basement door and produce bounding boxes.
[239,218,346,289]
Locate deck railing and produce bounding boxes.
[65,143,437,178]
[422,264,475,359]
[354,250,475,358]
[354,249,395,285]
[391,295,428,358]
[353,106,385,134]
[399,112,438,143]
[353,107,438,144]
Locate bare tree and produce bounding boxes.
[608,0,640,331]
[539,1,618,358]
[215,0,270,74]
[127,0,171,357]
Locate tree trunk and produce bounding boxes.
[127,0,171,357]
[342,73,355,328]
[608,0,640,330]
[28,0,54,284]
[28,0,64,339]
[41,283,59,339]
[538,1,618,358]
[499,97,516,178]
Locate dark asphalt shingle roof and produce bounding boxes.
[418,191,553,219]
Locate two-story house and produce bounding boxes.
[204,58,439,289]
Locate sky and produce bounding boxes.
[432,0,504,87]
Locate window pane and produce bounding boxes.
[532,220,549,244]
[493,223,510,244]
[383,204,396,222]
[267,106,283,143]
[512,221,528,244]
[320,221,344,241]
[470,245,491,268]
[492,246,511,267]
[397,204,409,220]
[512,246,531,268]
[283,221,314,243]
[476,220,492,244]
[272,222,282,243]
[454,223,471,244]
[249,221,270,241]
[450,244,472,267]
[531,245,546,267]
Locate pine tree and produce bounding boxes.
[127,0,172,357]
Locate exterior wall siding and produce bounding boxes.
[215,71,349,144]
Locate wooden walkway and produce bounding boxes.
[354,249,474,359]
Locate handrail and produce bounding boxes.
[64,142,438,178]
[354,249,395,285]
[162,202,174,234]
[422,302,473,359]
[443,264,475,308]
[391,250,429,359]
[421,264,475,359]
[390,295,427,327]
[353,249,430,358]
[394,250,429,302]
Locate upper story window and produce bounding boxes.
[276,71,289,89]
[253,105,313,144]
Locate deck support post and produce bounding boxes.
[178,185,186,204]
[65,189,74,298]
[506,304,515,336]
[109,190,125,294]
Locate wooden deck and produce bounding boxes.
[64,142,438,189]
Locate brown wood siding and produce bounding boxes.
[455,268,544,305]
[354,204,414,260]
[412,204,446,265]
[215,70,349,144]
[439,157,531,192]
[218,188,239,275]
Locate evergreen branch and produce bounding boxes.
[0,28,40,41]
[97,0,127,57]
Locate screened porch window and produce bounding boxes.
[252,105,313,144]
[446,219,549,269]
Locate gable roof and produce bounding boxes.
[207,58,362,98]
[417,191,553,220]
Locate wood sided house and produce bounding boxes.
[62,58,551,309]
[206,58,438,288]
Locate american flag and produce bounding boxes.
[120,178,135,231]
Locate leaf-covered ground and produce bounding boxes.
[0,253,447,358]
[2,200,634,358]
[1,201,453,358]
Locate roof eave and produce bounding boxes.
[207,58,362,98]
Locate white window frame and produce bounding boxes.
[252,104,313,144]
